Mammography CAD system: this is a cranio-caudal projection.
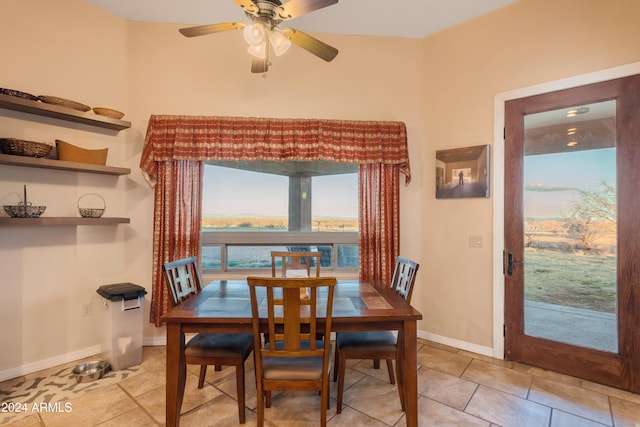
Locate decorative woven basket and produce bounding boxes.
[56,140,108,165]
[78,193,105,218]
[3,203,46,218]
[0,138,53,158]
[93,107,124,120]
[38,95,91,112]
[0,87,39,101]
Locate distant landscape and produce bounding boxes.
[202,215,358,232]
[200,215,359,270]
[524,218,616,313]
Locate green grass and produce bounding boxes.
[524,248,617,313]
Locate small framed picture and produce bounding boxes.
[436,144,490,199]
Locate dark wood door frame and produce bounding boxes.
[503,74,640,392]
[492,63,640,363]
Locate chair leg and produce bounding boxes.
[321,383,328,427]
[198,365,207,388]
[265,391,272,408]
[332,344,339,382]
[215,364,222,371]
[396,339,405,411]
[396,359,405,411]
[325,374,331,409]
[373,358,380,369]
[256,383,264,427]
[385,359,396,384]
[235,363,246,424]
[336,350,347,414]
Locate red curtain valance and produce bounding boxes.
[140,115,410,184]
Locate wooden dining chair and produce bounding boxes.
[269,251,324,340]
[333,256,419,413]
[162,256,254,424]
[271,251,321,278]
[247,276,337,427]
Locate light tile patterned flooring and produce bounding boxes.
[2,338,640,426]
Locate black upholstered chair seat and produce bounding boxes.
[186,333,254,358]
[336,331,397,352]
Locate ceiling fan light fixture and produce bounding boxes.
[270,28,291,56]
[247,42,267,58]
[180,0,340,73]
[243,22,267,46]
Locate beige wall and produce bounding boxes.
[0,0,130,376]
[417,0,640,349]
[1,0,639,377]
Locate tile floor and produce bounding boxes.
[2,339,640,426]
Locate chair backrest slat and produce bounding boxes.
[390,256,420,303]
[270,251,321,278]
[162,256,203,306]
[248,276,336,359]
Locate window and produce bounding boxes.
[202,161,359,272]
[202,166,288,231]
[312,174,358,232]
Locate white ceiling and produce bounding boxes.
[86,0,518,39]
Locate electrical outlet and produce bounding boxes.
[81,303,92,317]
[469,235,483,248]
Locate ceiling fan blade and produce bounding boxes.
[251,42,270,73]
[278,0,338,19]
[179,22,245,38]
[234,0,259,15]
[284,28,338,62]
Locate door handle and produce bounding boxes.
[507,252,514,276]
[505,252,522,276]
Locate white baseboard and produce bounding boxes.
[143,336,167,346]
[418,330,495,358]
[0,345,102,382]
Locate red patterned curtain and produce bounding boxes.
[150,160,203,326]
[141,115,410,325]
[359,163,401,285]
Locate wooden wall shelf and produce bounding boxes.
[0,153,130,175]
[1,93,132,228]
[0,93,131,131]
[0,217,130,226]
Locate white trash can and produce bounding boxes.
[96,283,147,370]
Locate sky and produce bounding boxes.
[202,165,358,218]
[524,148,616,218]
[202,147,615,220]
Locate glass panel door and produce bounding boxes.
[522,100,617,352]
[505,74,640,392]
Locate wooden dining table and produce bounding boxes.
[163,279,423,427]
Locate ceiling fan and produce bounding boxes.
[179,0,339,74]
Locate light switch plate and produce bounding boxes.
[469,235,483,248]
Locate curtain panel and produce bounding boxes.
[359,163,401,285]
[141,115,410,326]
[141,115,410,184]
[150,160,203,326]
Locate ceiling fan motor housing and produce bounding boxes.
[243,0,285,29]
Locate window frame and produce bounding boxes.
[201,231,359,274]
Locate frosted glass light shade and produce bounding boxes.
[247,42,267,58]
[270,29,291,56]
[243,23,266,45]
